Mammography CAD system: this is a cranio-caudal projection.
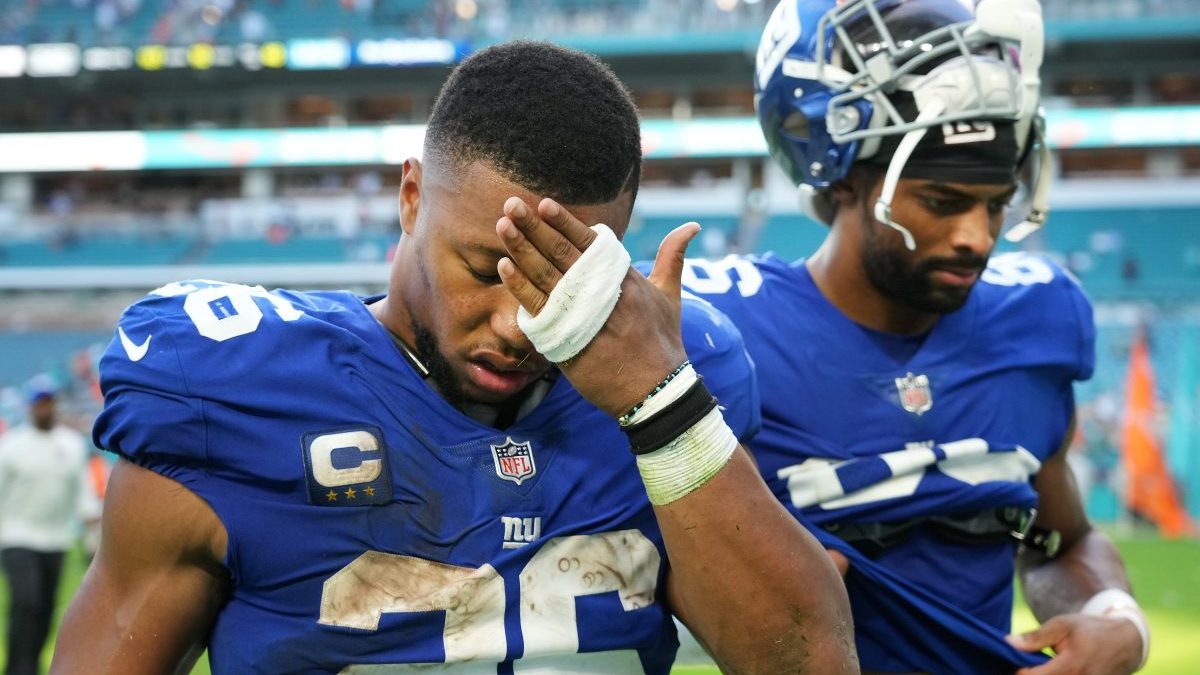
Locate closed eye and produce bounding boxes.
[468,265,502,285]
[919,189,1017,218]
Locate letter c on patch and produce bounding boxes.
[309,430,382,487]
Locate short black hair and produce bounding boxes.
[424,40,641,205]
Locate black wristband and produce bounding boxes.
[622,378,718,455]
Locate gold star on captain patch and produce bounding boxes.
[363,486,375,497]
[344,487,357,499]
[326,490,337,502]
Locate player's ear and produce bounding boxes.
[830,178,858,210]
[831,164,879,209]
[399,157,422,236]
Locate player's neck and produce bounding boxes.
[368,295,417,350]
[807,238,939,337]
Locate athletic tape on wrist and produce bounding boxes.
[1080,588,1149,670]
[516,223,630,364]
[635,405,737,505]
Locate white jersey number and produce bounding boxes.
[152,281,304,342]
[980,254,1055,287]
[682,256,764,298]
[324,530,660,673]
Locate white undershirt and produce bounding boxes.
[0,424,100,552]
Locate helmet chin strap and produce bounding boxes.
[873,99,947,251]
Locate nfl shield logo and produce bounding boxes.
[895,372,933,416]
[491,437,537,485]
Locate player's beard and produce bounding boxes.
[411,319,467,411]
[411,318,542,426]
[860,216,988,315]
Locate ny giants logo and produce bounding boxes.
[941,120,997,145]
[491,437,537,485]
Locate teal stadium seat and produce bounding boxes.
[1003,206,1200,300]
[623,215,741,262]
[752,214,828,262]
[202,236,346,264]
[29,0,97,45]
[13,0,1200,48]
[750,207,1200,300]
[0,331,109,389]
[198,234,397,264]
[1,235,194,267]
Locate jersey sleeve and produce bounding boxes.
[680,293,761,441]
[91,291,209,478]
[979,253,1096,383]
[1063,270,1096,383]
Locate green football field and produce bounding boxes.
[3,535,1197,674]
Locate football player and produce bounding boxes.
[51,42,856,673]
[683,1,1148,673]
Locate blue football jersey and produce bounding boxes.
[92,280,757,674]
[684,252,1095,673]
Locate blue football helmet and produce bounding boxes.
[755,0,1050,248]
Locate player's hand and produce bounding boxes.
[496,196,698,418]
[1006,613,1144,675]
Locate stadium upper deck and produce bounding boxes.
[0,0,1196,302]
[1,0,1197,135]
[2,0,1199,50]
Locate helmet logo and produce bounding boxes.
[942,120,997,145]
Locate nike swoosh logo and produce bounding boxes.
[118,327,152,362]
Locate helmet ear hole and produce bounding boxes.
[782,111,811,139]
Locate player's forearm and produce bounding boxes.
[660,449,858,675]
[1017,526,1132,621]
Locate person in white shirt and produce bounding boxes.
[0,380,99,675]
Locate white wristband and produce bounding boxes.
[624,364,698,427]
[516,223,630,364]
[1080,588,1149,670]
[635,406,737,505]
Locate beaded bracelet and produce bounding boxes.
[618,360,691,427]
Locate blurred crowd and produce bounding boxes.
[2,0,1199,51]
[5,0,1191,51]
[0,345,104,437]
[0,0,772,48]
